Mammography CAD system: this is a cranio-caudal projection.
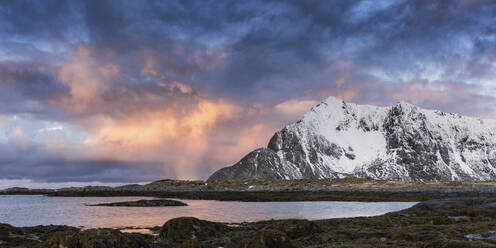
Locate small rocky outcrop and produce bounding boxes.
[263,219,322,239]
[0,224,14,241]
[245,228,296,248]
[43,229,150,248]
[0,223,80,247]
[0,224,26,246]
[181,239,202,248]
[160,217,230,242]
[88,199,187,207]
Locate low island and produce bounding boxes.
[88,199,188,207]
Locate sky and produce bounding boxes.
[0,0,495,185]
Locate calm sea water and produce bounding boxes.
[0,195,416,229]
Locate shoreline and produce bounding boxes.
[3,177,496,202]
[4,178,496,246]
[2,197,496,247]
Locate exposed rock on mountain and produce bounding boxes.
[209,96,496,181]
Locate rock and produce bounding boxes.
[160,217,229,242]
[263,219,322,239]
[181,239,202,248]
[88,199,188,207]
[0,223,81,247]
[246,228,296,248]
[415,198,484,208]
[0,223,40,247]
[0,224,14,241]
[43,229,150,248]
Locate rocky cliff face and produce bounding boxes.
[208,96,496,181]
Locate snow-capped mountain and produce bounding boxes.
[208,96,496,182]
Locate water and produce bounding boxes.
[0,195,416,229]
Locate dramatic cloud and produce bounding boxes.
[0,0,495,183]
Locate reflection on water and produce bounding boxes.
[0,195,416,229]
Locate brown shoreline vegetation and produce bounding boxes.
[3,197,496,247]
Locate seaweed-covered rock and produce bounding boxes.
[181,239,202,248]
[415,197,484,209]
[0,224,82,248]
[43,229,150,248]
[246,229,296,248]
[0,224,14,241]
[0,223,41,247]
[264,219,322,239]
[160,217,229,242]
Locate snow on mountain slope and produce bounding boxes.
[208,96,496,181]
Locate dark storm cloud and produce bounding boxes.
[1,0,496,182]
[0,63,68,118]
[225,0,496,96]
[0,1,74,38]
[0,140,165,182]
[3,0,495,104]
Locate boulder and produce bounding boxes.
[43,229,150,248]
[263,219,322,239]
[181,239,202,248]
[246,228,296,248]
[160,217,229,242]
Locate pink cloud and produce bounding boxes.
[56,46,120,111]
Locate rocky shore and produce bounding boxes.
[4,177,496,202]
[2,197,496,247]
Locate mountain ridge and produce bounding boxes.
[209,96,496,182]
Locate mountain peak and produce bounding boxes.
[209,96,496,182]
[322,96,345,104]
[395,100,418,110]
